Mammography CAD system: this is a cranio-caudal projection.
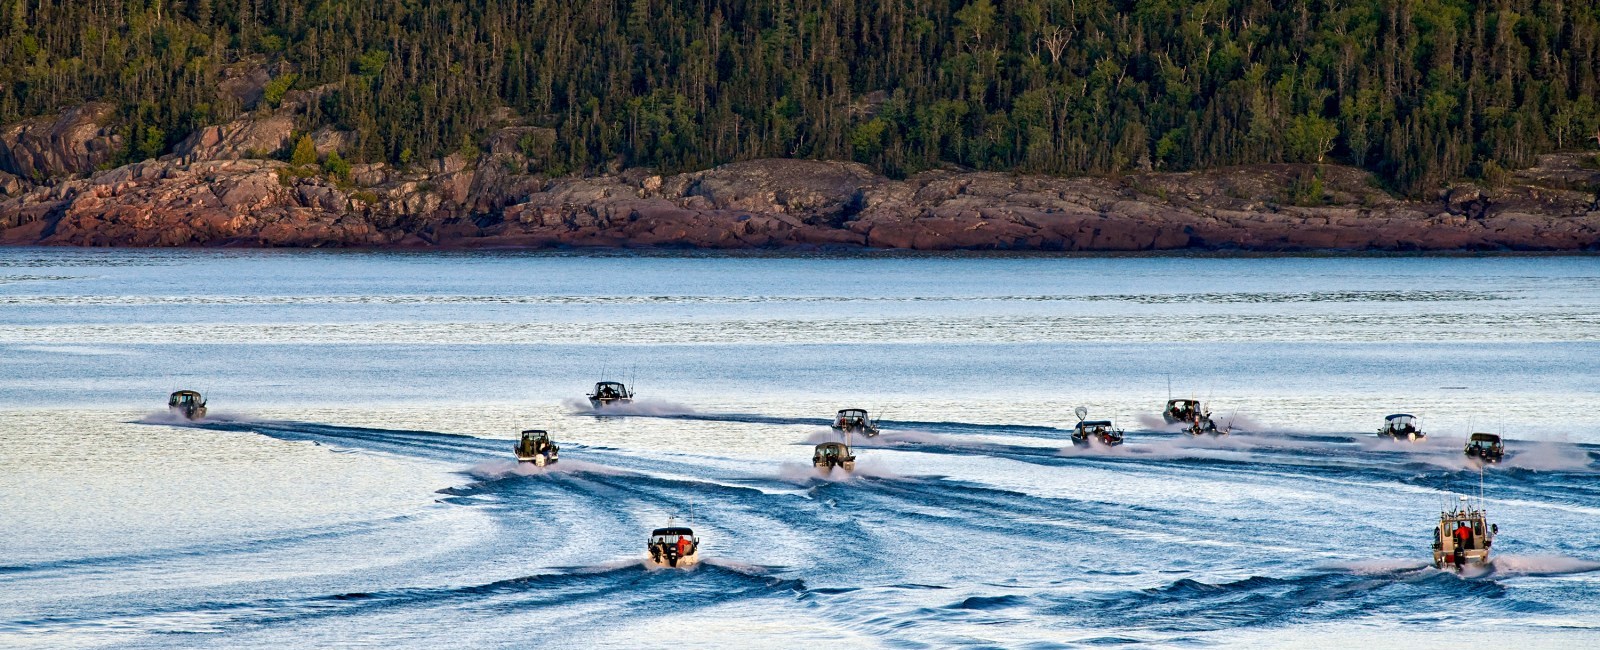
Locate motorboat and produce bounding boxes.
[1184,414,1227,436]
[1431,495,1497,571]
[1378,413,1425,441]
[168,390,207,420]
[1464,433,1505,463]
[831,408,879,438]
[587,381,634,408]
[1072,420,1125,446]
[1070,408,1124,446]
[647,526,700,569]
[1163,398,1203,425]
[813,442,856,472]
[514,429,559,466]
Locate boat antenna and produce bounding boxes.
[1166,374,1172,400]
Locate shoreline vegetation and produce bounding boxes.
[3,1,1600,251]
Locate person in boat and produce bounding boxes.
[1456,522,1473,550]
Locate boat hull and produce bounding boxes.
[646,550,700,569]
[589,397,633,409]
[1433,549,1491,570]
[831,424,878,438]
[1072,436,1123,447]
[515,452,556,466]
[170,405,206,421]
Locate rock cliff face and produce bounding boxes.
[0,103,122,182]
[3,106,1599,251]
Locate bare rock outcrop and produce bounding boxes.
[4,125,1599,251]
[0,103,123,181]
[173,113,296,162]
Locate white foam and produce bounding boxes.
[1505,441,1594,472]
[773,459,900,484]
[563,397,697,417]
[1325,558,1430,574]
[467,458,630,479]
[1490,554,1600,576]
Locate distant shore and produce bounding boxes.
[5,154,1599,252]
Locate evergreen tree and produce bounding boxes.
[2,0,1598,195]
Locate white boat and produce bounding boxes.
[646,526,700,568]
[513,429,559,466]
[1162,398,1202,425]
[1068,407,1122,446]
[1378,413,1425,441]
[831,408,879,437]
[587,381,634,408]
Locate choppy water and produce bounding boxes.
[2,249,1598,648]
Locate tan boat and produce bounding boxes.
[1432,495,1497,571]
[813,442,857,472]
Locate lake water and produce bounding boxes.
[2,249,1598,647]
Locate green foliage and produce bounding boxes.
[1286,168,1327,207]
[257,33,284,53]
[355,49,388,77]
[954,0,997,47]
[262,73,297,108]
[289,135,317,167]
[1285,115,1339,164]
[322,150,350,180]
[135,124,166,161]
[849,119,888,162]
[5,0,1600,193]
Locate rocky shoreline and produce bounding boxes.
[3,104,1599,252]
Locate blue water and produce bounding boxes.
[2,249,1598,647]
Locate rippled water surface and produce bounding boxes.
[2,249,1598,648]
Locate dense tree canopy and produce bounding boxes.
[4,0,1599,193]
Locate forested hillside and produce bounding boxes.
[4,0,1599,194]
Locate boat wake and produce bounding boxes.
[773,460,902,485]
[466,458,634,480]
[563,397,697,417]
